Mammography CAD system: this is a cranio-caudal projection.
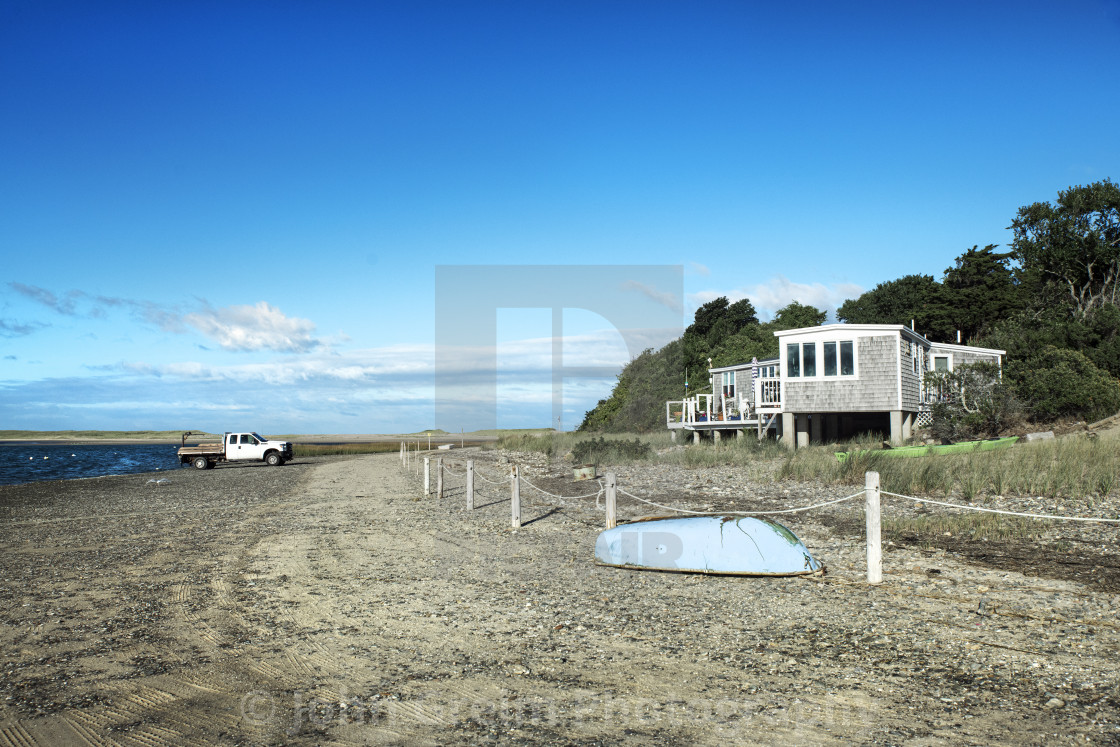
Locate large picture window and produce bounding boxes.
[788,339,856,378]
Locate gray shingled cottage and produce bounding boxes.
[665,323,1004,447]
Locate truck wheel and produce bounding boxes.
[266,452,283,466]
[193,456,209,470]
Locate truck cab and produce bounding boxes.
[226,432,270,462]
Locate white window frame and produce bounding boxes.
[931,353,954,373]
[783,337,858,380]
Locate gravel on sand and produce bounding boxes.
[1,451,1117,744]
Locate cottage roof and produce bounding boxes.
[708,358,779,373]
[772,323,1005,356]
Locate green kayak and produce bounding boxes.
[835,436,1019,463]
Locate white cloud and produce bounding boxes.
[619,280,683,313]
[687,262,711,276]
[183,301,322,353]
[690,275,864,320]
[122,343,432,385]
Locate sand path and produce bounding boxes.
[1,453,1117,744]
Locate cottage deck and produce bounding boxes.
[666,378,782,433]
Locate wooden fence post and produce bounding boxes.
[466,460,475,510]
[423,457,430,496]
[605,472,617,529]
[865,471,882,584]
[437,457,444,499]
[399,441,404,464]
[511,465,521,528]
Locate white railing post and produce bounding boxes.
[466,460,475,510]
[423,457,430,496]
[511,465,521,528]
[437,457,444,499]
[865,471,882,584]
[605,472,617,529]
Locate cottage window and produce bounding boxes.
[840,341,854,375]
[722,371,735,398]
[933,355,951,372]
[821,340,855,377]
[823,342,837,376]
[802,343,816,377]
[786,344,800,377]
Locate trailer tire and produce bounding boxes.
[266,452,283,466]
[193,456,210,470]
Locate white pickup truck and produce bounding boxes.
[178,432,294,469]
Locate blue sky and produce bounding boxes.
[2,0,1118,433]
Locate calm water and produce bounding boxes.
[0,443,184,486]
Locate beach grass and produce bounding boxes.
[496,427,1119,501]
[778,430,1120,500]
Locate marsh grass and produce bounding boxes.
[293,441,493,456]
[294,442,403,456]
[494,432,667,463]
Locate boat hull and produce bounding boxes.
[594,516,821,576]
[835,436,1019,463]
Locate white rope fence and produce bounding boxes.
[396,441,1119,584]
[617,488,866,517]
[881,491,1120,523]
[521,474,603,502]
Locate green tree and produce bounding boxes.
[1010,179,1120,316]
[942,244,1023,342]
[836,274,955,341]
[772,301,826,330]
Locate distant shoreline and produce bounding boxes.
[0,432,513,446]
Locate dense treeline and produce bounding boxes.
[580,179,1120,433]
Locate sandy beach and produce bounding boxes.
[1,451,1117,745]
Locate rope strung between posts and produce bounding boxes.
[880,490,1120,523]
[518,474,604,502]
[443,464,466,477]
[615,488,868,517]
[474,470,511,486]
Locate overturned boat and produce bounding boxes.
[594,515,822,576]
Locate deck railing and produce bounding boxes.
[754,378,782,410]
[665,394,714,426]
